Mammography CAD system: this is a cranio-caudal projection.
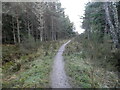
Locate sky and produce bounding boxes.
[60,0,89,34]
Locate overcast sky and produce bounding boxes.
[60,0,89,34]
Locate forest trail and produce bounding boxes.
[51,40,71,88]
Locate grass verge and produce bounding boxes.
[64,39,119,88]
[2,40,67,88]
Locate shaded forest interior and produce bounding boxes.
[82,2,120,72]
[63,2,120,88]
[2,2,75,44]
[2,2,75,64]
[2,2,75,88]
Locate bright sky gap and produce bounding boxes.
[60,0,89,34]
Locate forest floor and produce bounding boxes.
[2,38,119,88]
[51,40,71,88]
[2,40,68,88]
[64,38,119,88]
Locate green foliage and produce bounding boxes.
[78,33,118,71]
[2,45,21,65]
[64,39,119,88]
[2,40,67,88]
[82,2,105,43]
[2,2,75,44]
[20,36,37,54]
[82,2,120,71]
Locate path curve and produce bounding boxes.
[51,40,71,88]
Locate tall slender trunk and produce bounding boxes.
[28,21,31,38]
[31,24,34,36]
[40,14,44,42]
[111,3,119,34]
[54,26,57,41]
[40,29,43,42]
[44,26,47,41]
[104,2,119,48]
[16,16,20,44]
[55,32,58,40]
[54,31,57,41]
[112,3,120,46]
[12,17,16,44]
[51,16,54,40]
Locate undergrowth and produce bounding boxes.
[64,37,119,88]
[2,40,67,88]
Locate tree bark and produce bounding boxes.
[16,16,20,44]
[104,2,119,48]
[111,3,119,34]
[51,16,54,40]
[40,29,43,42]
[112,2,120,46]
[28,21,31,38]
[12,17,16,44]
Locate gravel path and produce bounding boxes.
[51,40,71,88]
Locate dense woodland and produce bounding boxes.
[2,2,76,88]
[82,2,120,72]
[2,2,75,44]
[62,2,120,88]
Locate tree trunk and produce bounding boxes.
[111,3,119,34]
[51,16,54,40]
[31,24,34,37]
[12,17,16,44]
[54,32,56,41]
[40,29,43,42]
[104,2,119,48]
[112,2,120,47]
[28,21,31,38]
[16,16,20,44]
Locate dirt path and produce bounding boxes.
[51,40,71,88]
